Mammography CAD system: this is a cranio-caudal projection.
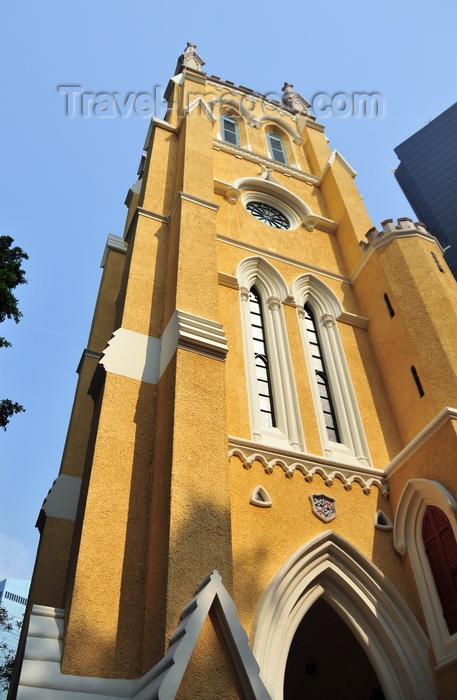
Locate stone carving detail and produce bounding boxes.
[228,444,388,496]
[310,493,337,523]
[281,82,310,115]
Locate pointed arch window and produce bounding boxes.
[249,288,275,428]
[237,258,304,452]
[292,274,370,467]
[221,115,239,146]
[394,478,457,667]
[304,304,340,443]
[423,506,457,635]
[266,131,287,164]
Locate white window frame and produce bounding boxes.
[394,478,457,668]
[237,257,304,452]
[266,130,287,164]
[292,274,370,467]
[221,114,240,146]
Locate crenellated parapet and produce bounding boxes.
[360,217,435,252]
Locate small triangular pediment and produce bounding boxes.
[137,571,271,699]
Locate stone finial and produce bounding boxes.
[174,42,205,75]
[281,82,310,115]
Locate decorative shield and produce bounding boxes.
[309,494,337,523]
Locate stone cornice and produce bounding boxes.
[218,272,239,289]
[124,207,168,243]
[230,408,457,493]
[337,311,369,330]
[162,310,229,366]
[137,206,169,224]
[38,475,82,526]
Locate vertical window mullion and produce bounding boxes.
[250,288,276,428]
[304,304,340,443]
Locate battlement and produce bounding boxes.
[361,217,432,251]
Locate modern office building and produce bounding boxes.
[10,45,457,699]
[394,102,457,277]
[0,580,29,700]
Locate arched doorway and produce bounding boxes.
[251,531,435,700]
[284,598,384,699]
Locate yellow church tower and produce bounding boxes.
[11,44,457,699]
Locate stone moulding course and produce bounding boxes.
[228,438,388,496]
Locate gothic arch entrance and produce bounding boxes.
[284,598,384,699]
[251,532,435,700]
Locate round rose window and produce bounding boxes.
[245,201,290,230]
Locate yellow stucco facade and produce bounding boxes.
[11,45,457,699]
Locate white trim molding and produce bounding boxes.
[100,234,127,268]
[228,438,387,495]
[394,478,457,668]
[385,407,457,478]
[224,176,338,234]
[39,475,82,523]
[236,257,305,452]
[101,328,161,384]
[291,274,371,469]
[137,570,271,699]
[217,234,350,285]
[18,574,271,699]
[100,313,228,386]
[161,309,229,368]
[251,531,435,700]
[169,190,219,222]
[316,149,357,185]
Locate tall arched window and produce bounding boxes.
[221,115,239,146]
[237,258,304,452]
[249,287,275,428]
[304,304,340,443]
[266,130,287,164]
[423,506,457,635]
[394,478,457,667]
[292,274,370,467]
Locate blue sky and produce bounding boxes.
[1,0,456,580]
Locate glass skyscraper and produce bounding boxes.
[0,579,30,700]
[394,102,457,277]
